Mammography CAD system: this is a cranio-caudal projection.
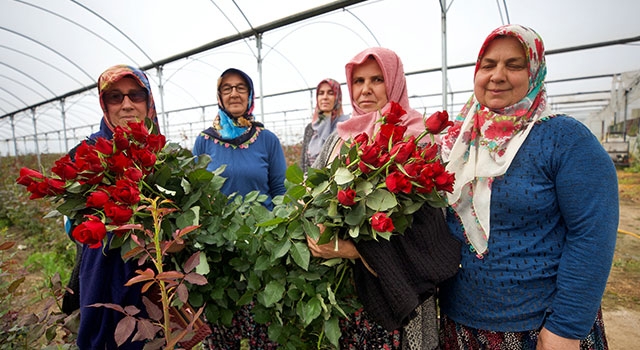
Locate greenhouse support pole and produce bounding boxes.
[61,98,68,152]
[31,108,41,168]
[440,0,449,112]
[256,33,265,123]
[157,66,168,133]
[10,115,17,157]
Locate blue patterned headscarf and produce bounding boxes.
[215,68,255,139]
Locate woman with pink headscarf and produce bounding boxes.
[307,47,460,349]
[300,78,350,172]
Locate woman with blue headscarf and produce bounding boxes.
[192,68,286,349]
[192,68,286,210]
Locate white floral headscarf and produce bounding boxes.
[440,24,551,258]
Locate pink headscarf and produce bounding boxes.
[337,47,424,141]
[311,78,344,123]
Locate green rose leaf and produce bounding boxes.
[334,167,354,185]
[258,280,285,307]
[290,241,310,271]
[301,297,322,326]
[365,188,397,211]
[324,316,341,348]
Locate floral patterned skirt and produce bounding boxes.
[439,308,609,350]
[203,302,278,350]
[339,308,402,349]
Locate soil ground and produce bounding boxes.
[601,171,640,349]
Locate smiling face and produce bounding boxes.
[351,57,388,113]
[103,77,149,128]
[219,72,249,118]
[316,82,336,114]
[474,36,530,109]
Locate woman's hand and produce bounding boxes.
[305,233,359,260]
[536,327,579,350]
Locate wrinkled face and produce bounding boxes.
[219,73,249,118]
[351,57,388,113]
[474,36,530,109]
[103,77,148,128]
[316,82,336,114]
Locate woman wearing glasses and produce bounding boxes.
[62,64,160,349]
[192,68,286,349]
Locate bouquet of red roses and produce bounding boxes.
[16,121,167,248]
[303,101,455,244]
[15,120,216,348]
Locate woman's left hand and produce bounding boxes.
[306,234,359,260]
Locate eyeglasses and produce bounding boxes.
[219,84,249,95]
[102,90,148,105]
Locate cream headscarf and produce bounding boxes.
[440,24,551,258]
[338,47,424,141]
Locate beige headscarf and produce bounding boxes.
[440,24,551,258]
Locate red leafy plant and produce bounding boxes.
[16,119,216,349]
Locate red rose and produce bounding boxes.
[72,215,107,248]
[425,110,452,134]
[371,212,394,233]
[126,121,150,143]
[390,136,416,163]
[435,171,455,193]
[124,168,143,182]
[113,129,130,150]
[421,143,439,161]
[384,101,405,124]
[358,161,372,174]
[337,188,356,206]
[16,167,44,186]
[374,124,395,147]
[131,146,157,168]
[94,137,114,156]
[45,178,66,195]
[385,171,412,194]
[109,179,140,205]
[107,152,133,175]
[26,182,48,199]
[353,133,369,145]
[104,201,133,225]
[360,144,381,165]
[51,155,78,180]
[146,134,166,153]
[86,189,110,208]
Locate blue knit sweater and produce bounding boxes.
[192,126,286,209]
[439,115,618,339]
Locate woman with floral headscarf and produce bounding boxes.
[192,68,286,348]
[300,78,350,171]
[308,47,460,349]
[438,24,617,349]
[65,64,160,349]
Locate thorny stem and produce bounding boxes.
[148,196,173,349]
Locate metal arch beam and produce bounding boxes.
[70,0,154,64]
[0,86,30,107]
[0,61,57,96]
[13,0,142,67]
[0,0,368,120]
[0,45,86,87]
[0,73,49,100]
[0,26,94,81]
